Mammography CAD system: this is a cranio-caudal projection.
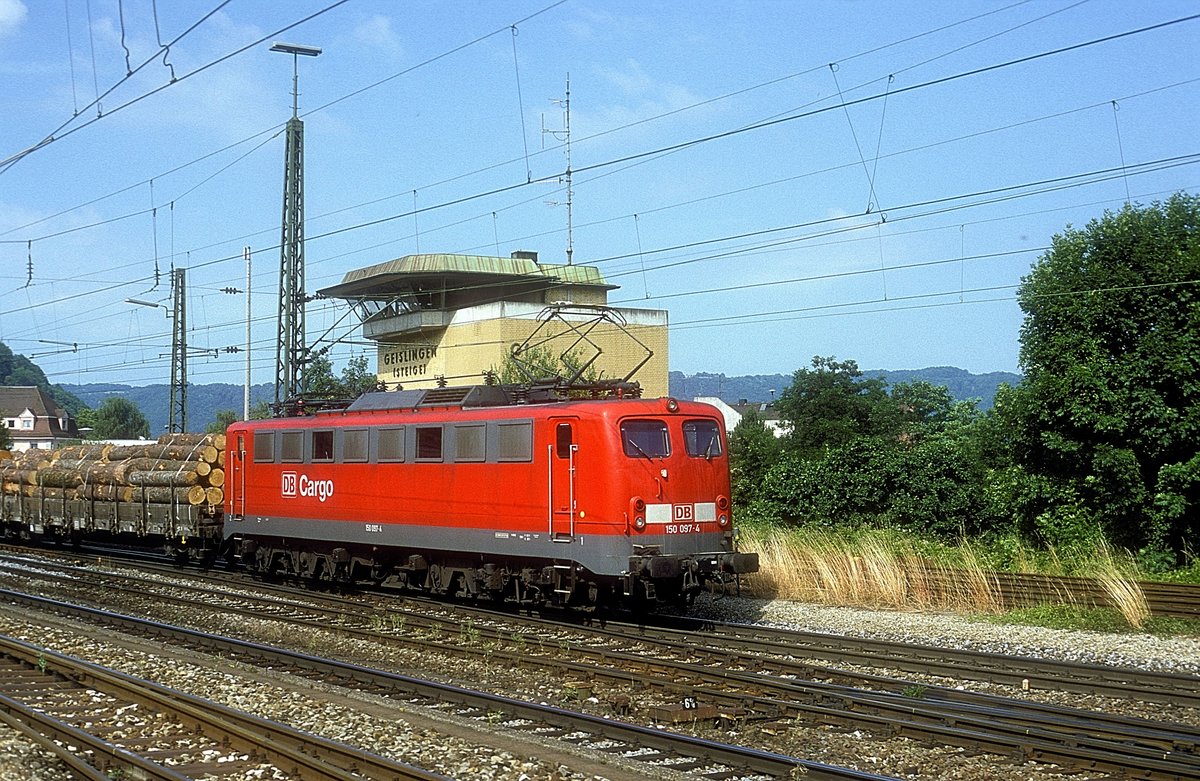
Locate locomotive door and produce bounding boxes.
[230,433,246,518]
[547,419,577,542]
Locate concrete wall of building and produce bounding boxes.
[377,303,670,397]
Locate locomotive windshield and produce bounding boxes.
[683,419,723,458]
[621,419,670,459]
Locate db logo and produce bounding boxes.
[673,504,694,522]
[281,472,297,497]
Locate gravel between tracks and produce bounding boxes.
[1,567,1198,781]
[690,593,1200,675]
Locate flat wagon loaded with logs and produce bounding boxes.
[0,433,226,562]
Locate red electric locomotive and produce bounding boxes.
[225,383,758,609]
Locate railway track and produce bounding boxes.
[0,587,895,781]
[1,550,1198,780]
[0,632,446,780]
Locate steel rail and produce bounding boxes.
[0,633,447,781]
[2,556,1196,780]
[631,612,1200,709]
[0,587,898,781]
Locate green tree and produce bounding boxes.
[302,354,386,400]
[1014,194,1200,560]
[728,407,782,508]
[748,358,995,539]
[0,341,86,415]
[207,409,240,434]
[774,356,891,456]
[88,397,150,440]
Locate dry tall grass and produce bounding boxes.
[736,526,1148,624]
[737,527,1003,613]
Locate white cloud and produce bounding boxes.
[0,0,27,36]
[353,15,403,59]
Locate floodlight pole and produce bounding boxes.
[270,42,321,409]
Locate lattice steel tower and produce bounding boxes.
[168,267,187,433]
[271,42,321,407]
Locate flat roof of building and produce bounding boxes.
[318,253,616,300]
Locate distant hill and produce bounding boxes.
[58,366,1020,434]
[669,366,1021,409]
[61,383,275,435]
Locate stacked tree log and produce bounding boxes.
[0,433,227,508]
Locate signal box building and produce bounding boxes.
[319,251,670,397]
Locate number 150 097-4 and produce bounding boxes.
[665,523,699,534]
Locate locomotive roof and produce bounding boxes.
[330,381,647,415]
[344,385,515,412]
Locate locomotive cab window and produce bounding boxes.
[683,419,723,458]
[621,419,670,459]
[416,426,443,462]
[280,430,304,463]
[555,423,574,458]
[253,431,275,463]
[311,430,334,462]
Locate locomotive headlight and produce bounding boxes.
[630,496,647,531]
[665,397,680,413]
[718,513,730,527]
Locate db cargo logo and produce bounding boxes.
[673,504,694,522]
[281,472,334,503]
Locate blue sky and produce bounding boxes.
[0,0,1196,389]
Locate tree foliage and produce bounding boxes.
[751,355,994,539]
[0,342,86,415]
[728,407,781,507]
[775,357,890,456]
[1013,194,1200,559]
[87,397,150,440]
[302,354,386,400]
[206,409,240,434]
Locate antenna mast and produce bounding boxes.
[564,75,573,266]
[543,75,574,265]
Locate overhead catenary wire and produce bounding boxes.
[4,7,1195,386]
[0,0,337,175]
[0,0,1090,245]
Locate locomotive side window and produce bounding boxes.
[253,431,275,463]
[280,430,304,463]
[496,421,533,462]
[312,430,334,462]
[343,428,369,462]
[683,419,723,458]
[377,427,405,462]
[621,419,670,458]
[555,423,573,458]
[455,424,485,462]
[416,426,443,461]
